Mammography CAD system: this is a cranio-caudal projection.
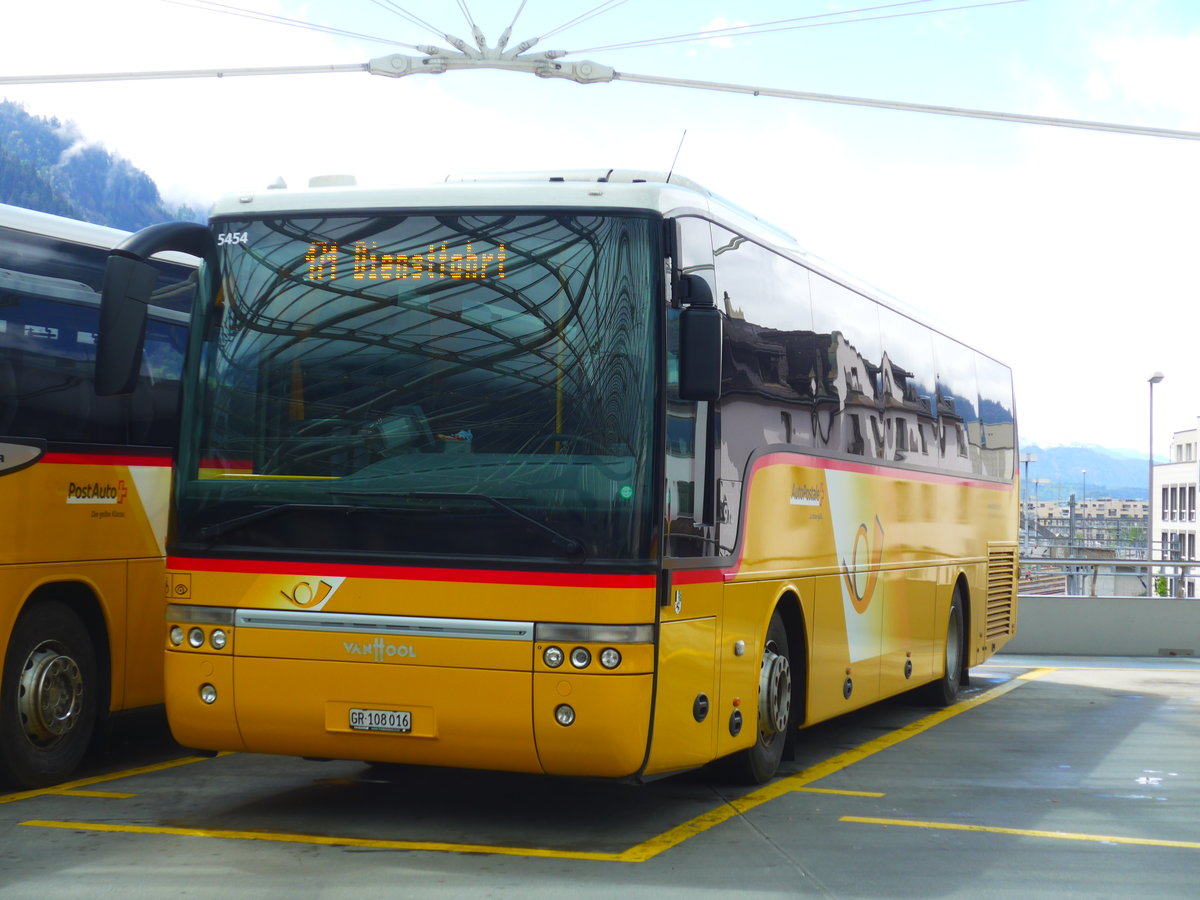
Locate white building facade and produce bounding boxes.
[1152,424,1199,597]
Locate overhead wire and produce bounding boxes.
[572,0,1029,54]
[455,0,478,33]
[161,0,419,49]
[540,0,631,42]
[505,0,530,37]
[97,0,1198,143]
[364,0,448,42]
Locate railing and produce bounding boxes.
[1008,558,1200,657]
[1019,557,1199,599]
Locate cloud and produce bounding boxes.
[702,17,750,49]
[1092,34,1200,120]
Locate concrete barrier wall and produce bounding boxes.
[1000,595,1199,657]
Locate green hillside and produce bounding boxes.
[0,99,203,229]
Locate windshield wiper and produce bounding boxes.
[196,503,361,543]
[420,492,587,559]
[332,490,586,559]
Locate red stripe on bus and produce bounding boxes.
[42,452,172,467]
[669,568,726,585]
[198,459,254,470]
[167,556,657,589]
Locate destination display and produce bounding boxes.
[304,240,507,282]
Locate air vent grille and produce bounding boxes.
[986,544,1018,639]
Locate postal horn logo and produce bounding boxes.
[841,515,885,614]
[280,578,342,610]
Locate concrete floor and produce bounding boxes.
[2,656,1197,898]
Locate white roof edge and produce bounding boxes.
[0,201,130,249]
[0,201,200,265]
[444,168,709,194]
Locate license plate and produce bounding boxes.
[349,708,412,733]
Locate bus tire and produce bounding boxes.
[729,610,793,784]
[923,586,965,707]
[0,601,98,789]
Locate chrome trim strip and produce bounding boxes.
[166,604,236,626]
[534,623,654,644]
[233,609,535,641]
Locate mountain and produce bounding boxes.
[0,100,203,229]
[1019,443,1153,501]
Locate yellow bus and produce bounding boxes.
[0,204,193,788]
[98,171,1017,783]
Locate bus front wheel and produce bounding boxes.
[0,601,98,789]
[729,610,793,784]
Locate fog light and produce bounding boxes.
[543,646,564,668]
[188,627,205,648]
[199,684,217,704]
[569,647,591,668]
[599,647,621,669]
[169,626,184,646]
[554,704,575,726]
[210,629,228,650]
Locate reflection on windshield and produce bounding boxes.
[177,212,659,565]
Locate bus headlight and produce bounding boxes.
[599,648,621,669]
[543,646,564,668]
[210,629,228,650]
[554,704,575,726]
[169,626,184,646]
[199,684,217,704]
[569,647,591,669]
[188,628,205,648]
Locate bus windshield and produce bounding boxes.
[175,211,661,566]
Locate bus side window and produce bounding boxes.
[666,307,715,558]
[1,294,96,442]
[129,318,186,446]
[975,353,1015,480]
[933,335,980,474]
[666,217,718,558]
[0,289,186,447]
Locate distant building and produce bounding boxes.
[1031,498,1149,522]
[1152,424,1198,597]
[1028,497,1148,557]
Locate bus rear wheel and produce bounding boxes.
[923,587,964,707]
[729,610,793,784]
[0,601,98,789]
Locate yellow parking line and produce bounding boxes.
[20,820,628,862]
[794,788,885,798]
[842,815,1200,851]
[16,673,1052,862]
[1,755,219,805]
[620,669,1054,861]
[51,790,138,799]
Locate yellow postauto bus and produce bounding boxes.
[0,204,193,788]
[97,171,1017,784]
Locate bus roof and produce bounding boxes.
[210,169,802,250]
[207,170,1002,364]
[0,202,201,270]
[0,202,132,250]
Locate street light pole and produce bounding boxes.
[1020,453,1037,537]
[1149,372,1164,567]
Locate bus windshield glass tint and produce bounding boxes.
[176,212,660,565]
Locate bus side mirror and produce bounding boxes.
[678,273,722,401]
[96,221,213,396]
[96,255,157,396]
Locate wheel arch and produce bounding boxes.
[14,581,113,717]
[772,587,808,730]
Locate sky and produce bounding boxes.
[3,0,1198,460]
